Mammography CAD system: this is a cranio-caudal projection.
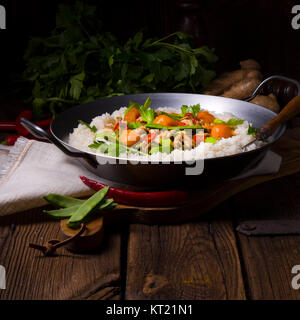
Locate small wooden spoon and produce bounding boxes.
[60,216,104,252]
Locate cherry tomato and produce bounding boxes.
[153,115,177,126]
[196,111,215,124]
[124,107,140,123]
[211,124,232,139]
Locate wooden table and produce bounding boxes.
[1,109,300,300]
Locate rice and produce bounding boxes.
[69,106,262,162]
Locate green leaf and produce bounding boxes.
[247,124,258,136]
[69,72,85,100]
[19,1,218,119]
[78,120,97,132]
[189,55,198,75]
[95,131,118,143]
[174,60,190,81]
[226,119,244,126]
[181,104,200,117]
[108,55,114,68]
[139,97,155,124]
[213,119,225,125]
[88,141,102,149]
[142,73,154,84]
[132,31,143,49]
[205,137,218,144]
[127,122,143,129]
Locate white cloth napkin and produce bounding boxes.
[0,137,96,216]
[0,137,282,216]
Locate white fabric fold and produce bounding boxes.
[0,137,96,216]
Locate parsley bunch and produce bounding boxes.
[21,1,218,119]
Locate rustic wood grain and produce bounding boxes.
[125,205,246,300]
[0,207,122,300]
[234,173,300,299]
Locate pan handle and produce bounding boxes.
[244,75,300,102]
[20,117,86,158]
[258,95,300,139]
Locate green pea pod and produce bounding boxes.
[67,187,109,228]
[44,198,115,219]
[43,206,80,219]
[145,124,204,130]
[43,194,84,208]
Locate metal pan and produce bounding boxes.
[20,76,300,190]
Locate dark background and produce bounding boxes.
[0,0,300,98]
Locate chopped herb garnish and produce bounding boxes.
[88,141,102,149]
[78,120,97,133]
[127,122,143,129]
[181,104,200,117]
[95,131,118,142]
[204,137,218,144]
[247,124,258,135]
[139,97,155,124]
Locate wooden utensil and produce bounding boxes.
[243,95,300,149]
[60,216,104,252]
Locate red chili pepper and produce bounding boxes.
[144,132,157,144]
[113,122,120,132]
[80,176,189,207]
[175,121,186,126]
[0,122,17,131]
[16,110,33,136]
[185,113,197,124]
[6,135,21,146]
[193,134,204,146]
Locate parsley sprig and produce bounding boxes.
[20,1,217,119]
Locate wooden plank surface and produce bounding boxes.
[125,205,246,300]
[0,206,122,300]
[1,110,300,300]
[234,173,300,300]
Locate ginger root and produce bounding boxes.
[240,59,261,70]
[250,93,280,113]
[222,77,261,100]
[203,59,280,112]
[203,59,262,96]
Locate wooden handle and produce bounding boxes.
[258,95,300,139]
